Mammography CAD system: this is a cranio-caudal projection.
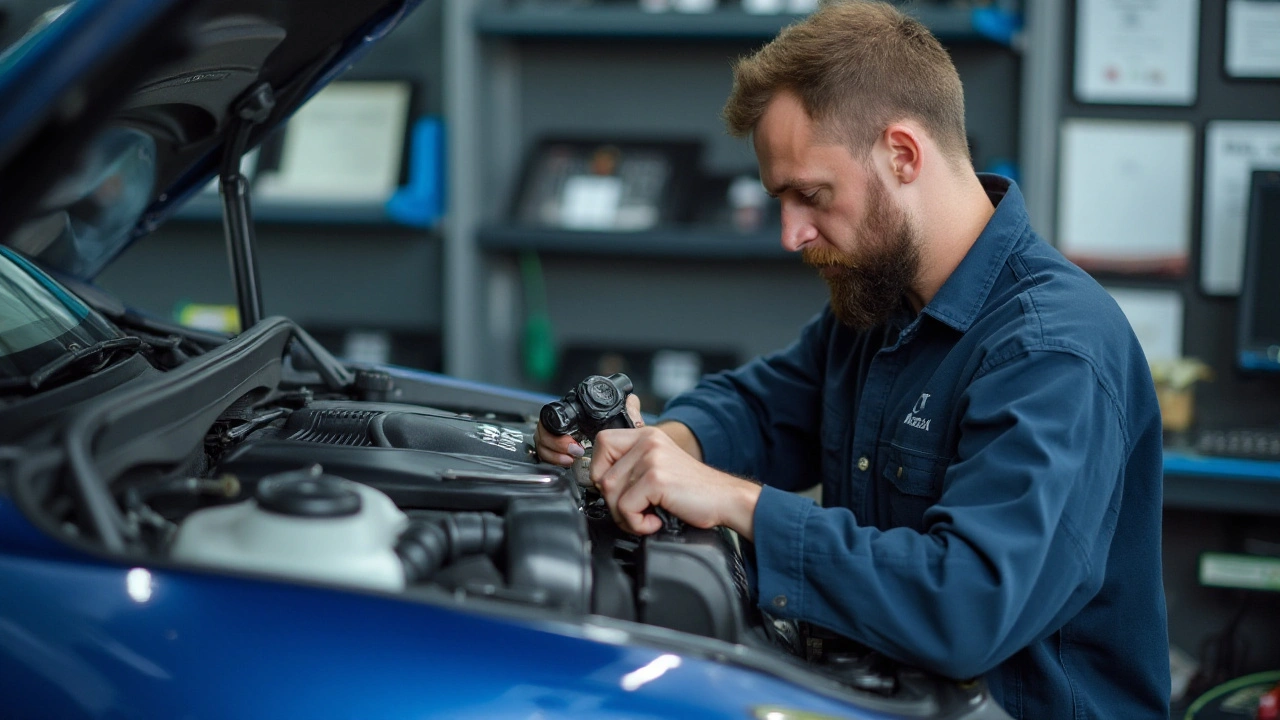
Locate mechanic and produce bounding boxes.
[535,2,1169,717]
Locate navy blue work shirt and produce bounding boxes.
[662,176,1169,719]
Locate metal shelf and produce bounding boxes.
[477,224,793,258]
[173,193,389,224]
[171,192,441,228]
[474,5,1003,43]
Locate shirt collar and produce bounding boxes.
[920,174,1029,333]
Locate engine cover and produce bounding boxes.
[279,402,534,462]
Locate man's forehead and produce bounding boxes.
[755,139,860,196]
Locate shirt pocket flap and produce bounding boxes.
[882,445,946,498]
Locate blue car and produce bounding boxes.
[0,1,1011,717]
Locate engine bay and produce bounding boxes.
[4,316,992,717]
[154,393,763,647]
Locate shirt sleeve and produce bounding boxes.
[660,308,834,491]
[752,349,1129,680]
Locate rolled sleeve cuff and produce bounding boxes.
[659,403,737,471]
[752,484,815,619]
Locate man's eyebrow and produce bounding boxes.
[762,179,814,198]
[763,178,805,198]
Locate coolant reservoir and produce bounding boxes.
[170,467,409,592]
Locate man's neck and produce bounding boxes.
[907,170,997,312]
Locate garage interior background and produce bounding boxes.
[2,0,1278,709]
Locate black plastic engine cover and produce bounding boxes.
[638,526,751,643]
[506,497,592,614]
[217,440,571,512]
[280,402,534,463]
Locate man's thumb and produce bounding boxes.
[626,394,644,428]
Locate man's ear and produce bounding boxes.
[882,124,923,184]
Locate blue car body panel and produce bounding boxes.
[382,363,558,403]
[0,0,181,166]
[0,497,890,720]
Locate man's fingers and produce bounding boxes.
[592,431,644,493]
[626,394,644,428]
[591,427,643,465]
[622,508,665,535]
[535,423,585,467]
[616,482,664,535]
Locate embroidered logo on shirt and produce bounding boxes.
[904,393,932,431]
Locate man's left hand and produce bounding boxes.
[590,426,762,539]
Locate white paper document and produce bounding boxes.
[1226,0,1280,78]
[1074,0,1200,105]
[560,175,623,230]
[1106,287,1184,361]
[1201,121,1280,296]
[254,81,410,203]
[1057,119,1194,274]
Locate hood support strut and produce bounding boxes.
[219,83,275,333]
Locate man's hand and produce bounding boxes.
[534,395,645,467]
[591,426,761,540]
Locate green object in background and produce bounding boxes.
[523,311,556,386]
[519,251,556,386]
[175,302,240,333]
[1183,670,1280,720]
[1199,552,1280,592]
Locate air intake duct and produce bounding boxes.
[396,512,505,584]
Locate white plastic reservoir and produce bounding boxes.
[170,468,409,592]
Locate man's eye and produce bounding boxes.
[801,191,821,206]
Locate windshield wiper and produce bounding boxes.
[16,336,144,391]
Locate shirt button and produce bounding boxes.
[857,456,870,472]
[772,595,788,608]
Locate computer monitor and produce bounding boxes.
[1237,170,1280,373]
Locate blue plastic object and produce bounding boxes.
[970,7,1021,48]
[1239,350,1280,373]
[1163,450,1280,481]
[984,160,1020,184]
[386,116,445,229]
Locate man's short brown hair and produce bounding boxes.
[723,0,970,165]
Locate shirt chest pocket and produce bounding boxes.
[878,444,948,532]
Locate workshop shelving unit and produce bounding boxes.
[442,0,1047,387]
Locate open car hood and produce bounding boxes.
[0,0,424,280]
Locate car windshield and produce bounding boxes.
[0,245,121,383]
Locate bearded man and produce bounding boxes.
[536,2,1170,717]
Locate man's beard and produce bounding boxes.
[802,175,921,331]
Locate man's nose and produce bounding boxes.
[780,203,817,252]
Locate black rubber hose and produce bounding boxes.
[396,512,505,584]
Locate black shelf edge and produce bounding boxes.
[475,5,993,42]
[478,224,793,258]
